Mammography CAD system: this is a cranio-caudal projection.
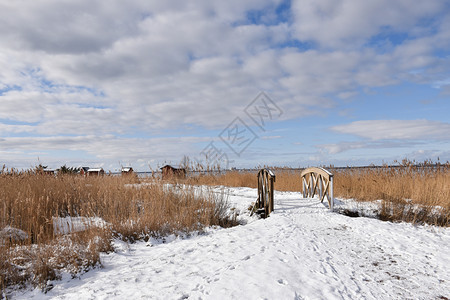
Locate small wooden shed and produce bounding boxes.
[79,167,90,176]
[121,167,134,175]
[160,165,186,180]
[87,168,105,176]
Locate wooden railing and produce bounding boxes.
[252,168,276,218]
[301,167,334,210]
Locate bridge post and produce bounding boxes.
[253,168,276,218]
[268,169,275,214]
[329,175,334,210]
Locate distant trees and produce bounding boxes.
[33,164,48,174]
[57,165,80,174]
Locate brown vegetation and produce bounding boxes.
[187,160,450,226]
[333,160,449,226]
[0,170,233,295]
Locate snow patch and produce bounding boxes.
[52,217,108,235]
[0,226,28,242]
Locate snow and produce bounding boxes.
[0,226,29,243]
[53,217,108,235]
[14,187,450,299]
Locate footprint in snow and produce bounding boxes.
[277,279,288,285]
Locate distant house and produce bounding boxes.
[160,165,186,180]
[121,167,134,175]
[79,167,90,176]
[87,168,105,176]
[43,169,56,175]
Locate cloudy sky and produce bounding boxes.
[1,0,449,171]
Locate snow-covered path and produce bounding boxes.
[19,187,450,299]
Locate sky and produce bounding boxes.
[0,0,449,172]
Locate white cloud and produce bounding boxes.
[318,140,423,155]
[433,78,450,88]
[331,120,450,141]
[0,135,212,169]
[320,141,367,155]
[0,1,449,167]
[261,135,282,140]
[0,1,151,54]
[1,1,448,133]
[290,0,446,48]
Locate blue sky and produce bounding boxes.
[0,0,449,171]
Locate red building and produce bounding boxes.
[160,165,186,180]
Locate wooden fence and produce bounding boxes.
[301,167,334,210]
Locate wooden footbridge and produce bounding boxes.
[252,167,334,218]
[300,167,334,210]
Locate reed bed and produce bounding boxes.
[0,171,234,295]
[186,161,450,226]
[333,161,449,226]
[188,171,256,188]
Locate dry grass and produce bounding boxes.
[333,161,449,225]
[0,170,234,295]
[188,171,256,188]
[186,161,450,226]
